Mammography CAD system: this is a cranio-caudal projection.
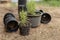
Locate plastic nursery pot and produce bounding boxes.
[35,10,43,14]
[18,0,27,11]
[18,0,27,5]
[39,10,43,13]
[3,13,19,32]
[19,22,30,36]
[27,14,41,28]
[18,5,27,12]
[41,13,51,24]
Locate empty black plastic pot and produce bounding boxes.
[3,13,19,32]
[18,5,27,12]
[41,13,51,24]
[18,0,27,11]
[18,0,26,5]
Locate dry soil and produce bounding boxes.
[0,6,60,40]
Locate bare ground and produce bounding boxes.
[0,6,60,40]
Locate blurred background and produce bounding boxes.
[0,0,60,40]
[11,0,60,7]
[0,0,60,7]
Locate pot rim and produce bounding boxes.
[27,14,40,17]
[6,20,18,30]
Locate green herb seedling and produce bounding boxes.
[27,0,36,15]
[19,10,27,26]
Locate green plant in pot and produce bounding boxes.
[19,10,30,36]
[27,0,36,15]
[27,0,41,28]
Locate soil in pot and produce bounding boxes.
[19,22,30,36]
[20,26,30,36]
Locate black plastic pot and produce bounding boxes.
[41,13,51,24]
[28,14,41,28]
[20,26,30,36]
[18,0,26,5]
[19,22,30,36]
[36,10,51,24]
[18,5,27,12]
[3,13,19,32]
[18,0,27,12]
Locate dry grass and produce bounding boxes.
[0,5,60,40]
